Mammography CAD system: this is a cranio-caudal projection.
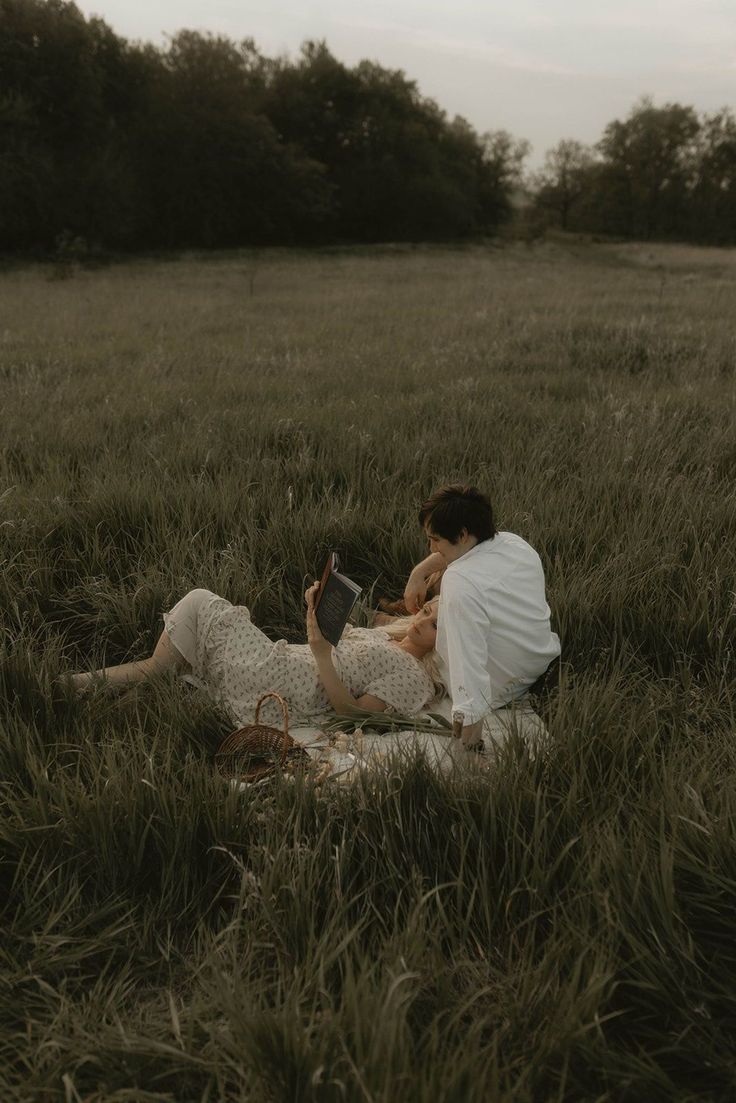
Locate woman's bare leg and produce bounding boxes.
[71,630,188,694]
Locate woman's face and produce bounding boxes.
[408,598,439,651]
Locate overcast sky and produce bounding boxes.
[76,0,735,168]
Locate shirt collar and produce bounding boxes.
[446,536,493,572]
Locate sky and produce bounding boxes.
[75,0,736,169]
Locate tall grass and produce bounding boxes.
[1,241,735,1100]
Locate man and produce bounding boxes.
[404,484,560,748]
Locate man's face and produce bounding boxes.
[425,525,466,565]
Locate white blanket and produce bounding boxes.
[286,695,548,783]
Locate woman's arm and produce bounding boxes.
[305,583,388,714]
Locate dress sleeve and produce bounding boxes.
[364,654,434,715]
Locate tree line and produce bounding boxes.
[1,0,734,252]
[0,0,527,251]
[532,100,736,245]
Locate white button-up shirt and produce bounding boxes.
[436,532,561,722]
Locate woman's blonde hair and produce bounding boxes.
[377,600,445,697]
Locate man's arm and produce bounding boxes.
[404,552,446,612]
[441,579,492,748]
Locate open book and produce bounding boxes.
[314,552,362,647]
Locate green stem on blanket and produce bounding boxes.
[324,708,452,734]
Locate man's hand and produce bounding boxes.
[404,552,446,613]
[452,717,485,752]
[305,581,332,659]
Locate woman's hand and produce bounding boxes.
[305,581,332,659]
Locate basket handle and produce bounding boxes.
[254,692,289,739]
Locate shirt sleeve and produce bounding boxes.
[440,574,492,725]
[364,657,434,715]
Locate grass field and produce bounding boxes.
[1,239,735,1101]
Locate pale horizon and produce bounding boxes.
[74,0,736,169]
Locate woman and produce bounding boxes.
[70,584,442,727]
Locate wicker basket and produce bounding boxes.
[214,692,309,784]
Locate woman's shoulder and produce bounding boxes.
[339,625,388,643]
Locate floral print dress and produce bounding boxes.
[164,589,434,728]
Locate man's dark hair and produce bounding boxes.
[418,484,496,544]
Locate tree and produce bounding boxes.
[0,0,153,248]
[596,97,700,239]
[263,42,521,241]
[0,12,531,249]
[532,139,596,230]
[478,129,530,228]
[689,109,736,244]
[130,32,331,247]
